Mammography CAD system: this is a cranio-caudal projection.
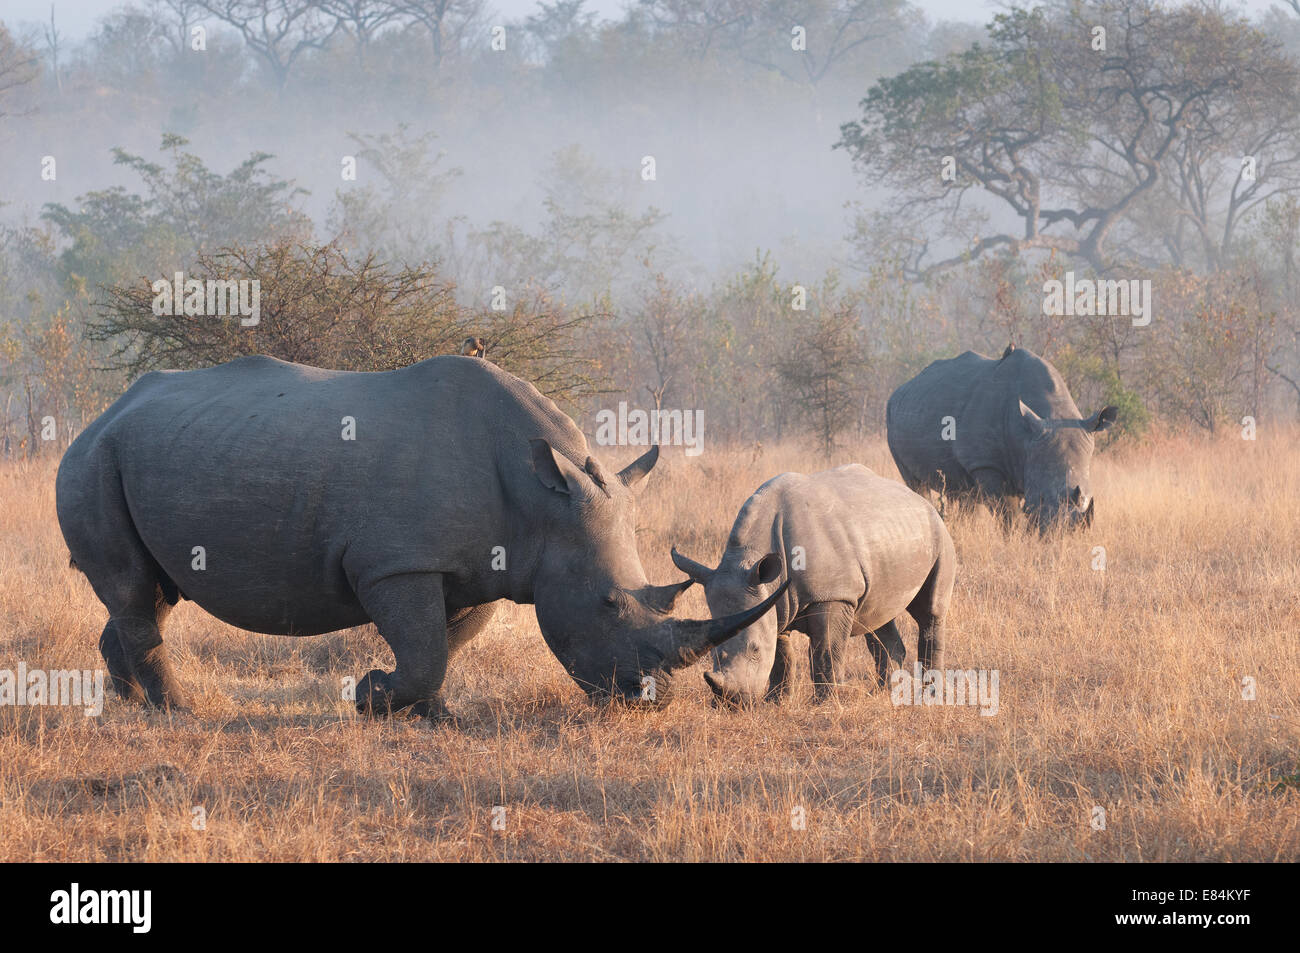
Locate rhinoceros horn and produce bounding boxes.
[654,580,790,671]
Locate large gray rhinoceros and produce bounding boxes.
[669,464,955,707]
[886,345,1117,529]
[55,354,785,718]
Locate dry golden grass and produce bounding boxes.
[1,432,1297,861]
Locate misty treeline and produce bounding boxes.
[1,0,1299,457]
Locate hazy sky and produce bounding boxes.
[7,0,1294,41]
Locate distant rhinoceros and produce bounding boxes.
[670,464,955,707]
[886,345,1116,530]
[56,355,784,718]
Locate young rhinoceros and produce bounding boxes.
[670,464,956,707]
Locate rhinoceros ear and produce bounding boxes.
[617,444,659,488]
[1018,400,1047,437]
[636,579,694,614]
[748,552,783,588]
[531,439,585,496]
[1085,405,1118,432]
[671,546,714,584]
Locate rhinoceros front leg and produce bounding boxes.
[804,601,854,701]
[970,467,1015,530]
[354,572,452,721]
[765,632,795,703]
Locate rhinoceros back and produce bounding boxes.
[886,352,994,495]
[56,355,580,636]
[730,465,948,630]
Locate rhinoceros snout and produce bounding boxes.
[597,671,675,709]
[703,672,757,709]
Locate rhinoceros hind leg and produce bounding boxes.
[354,572,450,719]
[908,553,955,673]
[99,620,141,701]
[866,619,906,688]
[112,600,187,711]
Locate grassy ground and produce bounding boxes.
[1,432,1297,861]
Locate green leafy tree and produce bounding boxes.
[42,134,310,294]
[327,124,462,265]
[837,0,1300,278]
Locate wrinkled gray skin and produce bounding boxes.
[56,355,785,718]
[670,465,955,707]
[886,346,1117,531]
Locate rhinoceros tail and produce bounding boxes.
[68,555,80,572]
